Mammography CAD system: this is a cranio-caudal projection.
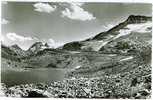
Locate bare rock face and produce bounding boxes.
[10,44,26,57]
[126,15,151,24]
[62,41,83,51]
[27,42,50,55]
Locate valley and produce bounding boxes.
[1,15,152,98]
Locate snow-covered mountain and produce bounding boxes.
[62,15,152,51]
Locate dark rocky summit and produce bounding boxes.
[126,15,151,24]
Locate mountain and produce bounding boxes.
[1,15,151,71]
[1,44,21,61]
[10,44,26,57]
[93,15,151,40]
[98,15,152,57]
[62,15,152,51]
[2,15,151,57]
[1,42,50,58]
[26,42,50,55]
[63,15,151,77]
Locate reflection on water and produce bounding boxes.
[1,68,66,87]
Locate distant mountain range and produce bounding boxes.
[2,15,151,56]
[1,15,152,74]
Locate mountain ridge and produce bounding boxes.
[2,15,151,54]
[92,15,151,40]
[62,15,152,51]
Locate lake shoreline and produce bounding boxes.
[1,67,68,87]
[1,64,151,99]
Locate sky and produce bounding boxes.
[1,2,152,50]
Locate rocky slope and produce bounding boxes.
[10,44,27,57]
[1,44,21,61]
[1,64,151,98]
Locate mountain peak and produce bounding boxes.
[9,44,26,57]
[11,44,21,50]
[126,15,151,24]
[28,42,50,54]
[92,15,151,40]
[44,43,50,48]
[30,42,43,48]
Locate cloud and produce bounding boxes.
[1,19,9,25]
[0,35,4,42]
[33,2,56,13]
[6,33,33,41]
[61,3,96,21]
[45,38,64,48]
[71,2,85,6]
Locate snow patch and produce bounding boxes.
[40,45,48,50]
[69,51,81,54]
[113,29,131,40]
[112,21,152,40]
[120,56,133,62]
[127,22,152,33]
[108,54,117,57]
[75,65,81,69]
